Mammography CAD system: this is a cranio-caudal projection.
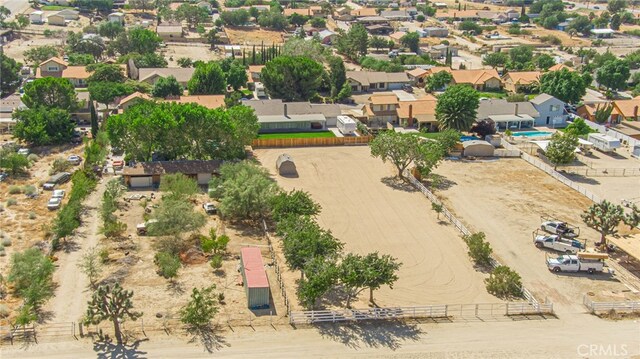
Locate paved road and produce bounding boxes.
[2,0,31,20]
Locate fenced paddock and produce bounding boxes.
[583,295,640,314]
[252,136,372,148]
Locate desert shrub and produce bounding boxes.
[0,204,4,212]
[0,304,8,318]
[6,198,17,206]
[8,186,22,194]
[99,248,109,263]
[23,185,36,195]
[210,254,223,269]
[540,35,561,45]
[485,265,522,298]
[28,212,36,220]
[27,154,39,162]
[153,237,188,257]
[1,237,11,247]
[463,232,493,266]
[154,251,181,279]
[50,158,73,175]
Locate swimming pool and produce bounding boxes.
[510,131,552,137]
[460,135,478,142]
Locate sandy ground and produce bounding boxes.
[224,27,285,46]
[162,44,225,67]
[2,35,65,64]
[255,146,497,308]
[434,158,640,314]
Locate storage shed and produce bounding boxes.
[462,140,495,157]
[240,247,270,309]
[276,154,297,177]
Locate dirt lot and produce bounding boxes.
[224,27,285,46]
[434,158,640,314]
[2,35,65,64]
[162,44,224,67]
[255,146,498,309]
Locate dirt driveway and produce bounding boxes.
[434,158,640,314]
[255,146,497,307]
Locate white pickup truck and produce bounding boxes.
[533,233,584,254]
[540,220,579,238]
[546,253,607,274]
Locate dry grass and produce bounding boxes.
[224,27,285,46]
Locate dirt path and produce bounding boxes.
[45,179,107,324]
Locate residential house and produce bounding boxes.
[138,67,196,88]
[361,0,394,6]
[56,9,80,20]
[346,71,411,93]
[364,94,399,128]
[123,160,222,188]
[477,99,540,130]
[350,8,378,18]
[247,65,265,84]
[591,28,615,38]
[47,13,67,26]
[118,92,152,112]
[163,95,226,109]
[316,29,336,44]
[35,57,92,87]
[556,21,570,31]
[389,31,407,45]
[380,10,411,21]
[611,120,640,140]
[420,27,449,37]
[0,95,26,133]
[284,6,324,17]
[223,45,242,58]
[334,7,353,21]
[357,16,390,25]
[242,99,341,131]
[612,97,640,122]
[426,68,501,90]
[547,63,574,72]
[156,24,184,39]
[406,68,430,86]
[71,91,93,124]
[108,12,125,24]
[29,11,45,24]
[397,95,438,129]
[365,24,393,35]
[502,71,541,93]
[576,103,615,123]
[530,93,568,127]
[429,44,458,59]
[434,10,480,21]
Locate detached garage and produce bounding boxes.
[240,247,270,309]
[122,160,221,188]
[276,153,297,177]
[462,140,495,157]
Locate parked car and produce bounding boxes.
[402,84,414,93]
[0,173,7,182]
[52,189,66,199]
[533,233,583,254]
[203,203,217,214]
[136,219,158,235]
[47,197,62,210]
[546,253,607,274]
[540,220,578,238]
[67,155,82,165]
[43,172,71,190]
[17,148,30,156]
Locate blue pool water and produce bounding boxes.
[510,131,552,137]
[460,136,478,142]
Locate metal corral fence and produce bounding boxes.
[262,220,292,316]
[252,136,373,148]
[583,295,640,314]
[494,148,521,157]
[289,302,553,324]
[559,167,640,177]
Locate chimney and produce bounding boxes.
[634,105,638,121]
[408,104,414,127]
[515,103,519,116]
[284,104,288,118]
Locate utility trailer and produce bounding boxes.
[540,215,580,238]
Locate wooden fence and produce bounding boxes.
[583,295,640,314]
[252,136,373,148]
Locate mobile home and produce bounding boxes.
[587,133,621,153]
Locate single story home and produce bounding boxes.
[502,71,541,93]
[346,71,411,93]
[406,68,430,86]
[591,28,615,38]
[420,27,449,37]
[429,44,458,59]
[123,160,222,188]
[316,29,336,44]
[529,93,568,127]
[350,8,378,17]
[108,12,125,24]
[612,97,640,122]
[389,31,407,45]
[427,68,501,91]
[118,92,152,112]
[477,99,540,130]
[242,99,341,131]
[30,11,45,24]
[138,67,196,88]
[547,63,574,72]
[47,14,67,26]
[57,9,80,20]
[157,24,184,39]
[380,10,411,21]
[576,103,619,124]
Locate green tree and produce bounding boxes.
[154,252,181,279]
[201,228,230,254]
[339,252,401,304]
[261,56,325,101]
[565,118,593,137]
[152,75,182,98]
[111,28,161,55]
[485,266,522,298]
[482,52,508,69]
[1,53,21,96]
[597,59,630,91]
[309,17,326,28]
[77,246,103,289]
[328,56,347,98]
[370,131,446,179]
[610,13,622,30]
[335,23,368,61]
[8,248,55,310]
[129,0,153,12]
[84,284,143,345]
[23,45,58,66]
[0,150,30,176]
[297,257,338,309]
[13,108,75,146]
[425,71,453,92]
[463,232,493,266]
[67,53,95,66]
[90,100,99,139]
[220,9,250,26]
[177,57,193,68]
[594,103,614,124]
[288,13,307,26]
[226,63,248,91]
[87,63,126,83]
[150,199,206,236]
[539,69,587,104]
[159,173,200,201]
[174,3,210,29]
[188,61,227,95]
[180,285,219,328]
[435,85,480,132]
[459,20,483,34]
[545,132,579,169]
[368,35,388,51]
[400,32,420,53]
[119,52,168,68]
[431,202,443,219]
[258,8,289,30]
[535,53,556,70]
[22,77,78,111]
[270,190,321,223]
[508,45,534,70]
[209,161,277,221]
[582,200,640,246]
[88,81,133,114]
[98,21,124,39]
[608,0,627,13]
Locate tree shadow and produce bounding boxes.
[225,222,264,238]
[426,173,457,191]
[59,238,81,253]
[561,173,601,185]
[185,324,229,353]
[314,320,423,350]
[318,285,350,308]
[380,176,417,192]
[167,280,185,295]
[93,338,149,359]
[36,310,56,324]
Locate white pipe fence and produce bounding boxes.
[583,295,640,314]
